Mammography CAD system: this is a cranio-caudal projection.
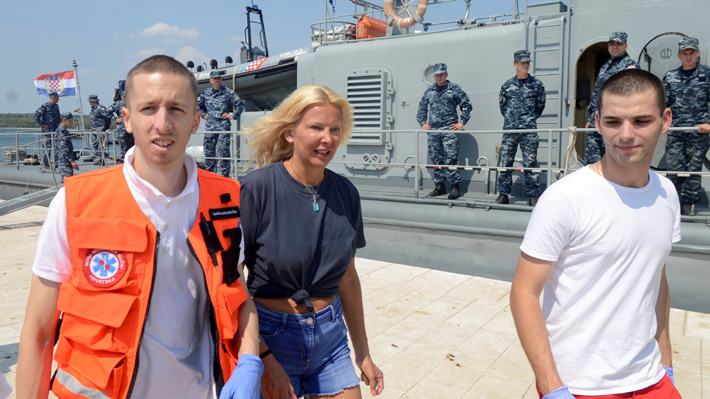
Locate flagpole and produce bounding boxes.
[72,60,86,131]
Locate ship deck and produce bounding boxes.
[0,205,708,398]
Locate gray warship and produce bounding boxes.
[1,0,708,312]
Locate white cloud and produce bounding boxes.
[176,46,209,66]
[138,23,200,41]
[126,48,165,59]
[229,35,245,43]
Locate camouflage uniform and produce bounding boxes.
[89,98,111,158]
[106,99,133,162]
[416,81,473,185]
[197,85,245,177]
[663,63,710,205]
[497,74,546,196]
[586,54,637,164]
[34,99,61,167]
[55,123,76,182]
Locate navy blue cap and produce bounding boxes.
[514,50,531,62]
[88,94,99,102]
[61,112,73,120]
[48,91,59,98]
[609,31,628,43]
[210,70,222,79]
[433,63,447,74]
[679,36,699,51]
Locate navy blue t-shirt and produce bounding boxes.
[240,161,366,298]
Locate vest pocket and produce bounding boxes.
[70,218,149,291]
[215,284,247,358]
[54,346,127,397]
[57,284,137,353]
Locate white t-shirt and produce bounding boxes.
[33,148,244,399]
[0,372,11,399]
[521,166,681,396]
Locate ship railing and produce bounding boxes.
[0,128,121,170]
[320,126,709,203]
[312,4,389,46]
[188,125,710,186]
[6,126,709,211]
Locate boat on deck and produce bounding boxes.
[1,0,709,312]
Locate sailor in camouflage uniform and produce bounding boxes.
[88,94,111,164]
[586,31,637,164]
[197,70,245,177]
[416,63,473,200]
[495,50,546,207]
[55,112,79,183]
[663,36,710,215]
[33,91,60,168]
[106,81,133,163]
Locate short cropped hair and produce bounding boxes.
[246,85,353,168]
[598,68,666,116]
[124,55,197,106]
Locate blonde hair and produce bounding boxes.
[246,85,353,168]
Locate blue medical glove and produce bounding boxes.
[219,354,264,399]
[663,366,675,385]
[542,386,575,399]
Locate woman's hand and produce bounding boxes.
[357,355,384,396]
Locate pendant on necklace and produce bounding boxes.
[311,194,320,212]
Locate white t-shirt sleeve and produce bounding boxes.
[238,223,245,265]
[520,187,574,262]
[32,188,73,283]
[671,187,682,244]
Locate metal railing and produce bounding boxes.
[1,129,120,169]
[4,126,709,202]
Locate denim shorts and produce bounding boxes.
[256,295,360,398]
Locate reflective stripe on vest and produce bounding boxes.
[56,369,110,399]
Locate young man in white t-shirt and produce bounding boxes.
[16,55,263,399]
[510,69,682,399]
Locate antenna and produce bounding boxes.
[243,5,269,63]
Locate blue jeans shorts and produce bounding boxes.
[256,295,360,398]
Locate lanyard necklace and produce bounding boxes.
[290,165,323,212]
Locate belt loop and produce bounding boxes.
[279,312,288,333]
[330,296,338,322]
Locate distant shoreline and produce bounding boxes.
[0,113,100,129]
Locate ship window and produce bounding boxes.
[346,69,389,145]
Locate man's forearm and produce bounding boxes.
[655,267,673,367]
[16,330,56,399]
[510,290,563,395]
[16,275,61,399]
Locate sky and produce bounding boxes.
[0,0,531,115]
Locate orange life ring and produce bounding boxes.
[384,0,428,29]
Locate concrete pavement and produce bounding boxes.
[0,205,707,398]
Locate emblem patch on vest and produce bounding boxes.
[83,249,127,288]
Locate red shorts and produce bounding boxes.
[537,375,682,398]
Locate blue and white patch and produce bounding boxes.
[83,249,127,288]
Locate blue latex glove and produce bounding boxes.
[542,386,576,399]
[663,366,675,385]
[219,354,264,399]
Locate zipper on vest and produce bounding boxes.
[126,233,160,398]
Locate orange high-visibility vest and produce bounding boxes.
[52,165,246,399]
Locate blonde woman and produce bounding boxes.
[240,85,384,399]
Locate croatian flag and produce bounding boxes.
[34,70,77,97]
